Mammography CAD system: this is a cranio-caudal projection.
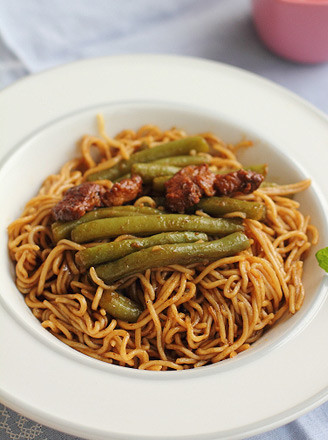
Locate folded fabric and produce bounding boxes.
[0,0,213,72]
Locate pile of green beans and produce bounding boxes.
[76,231,208,269]
[92,230,249,322]
[86,136,209,182]
[71,214,243,243]
[52,136,269,323]
[95,232,250,285]
[51,206,162,242]
[84,230,249,322]
[79,231,207,323]
[113,154,212,183]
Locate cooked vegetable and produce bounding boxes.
[260,181,278,188]
[113,173,131,183]
[86,136,209,182]
[99,290,142,322]
[115,158,210,183]
[95,232,250,284]
[52,206,161,242]
[76,231,208,269]
[316,247,328,273]
[131,163,181,184]
[152,155,211,167]
[245,164,268,176]
[71,214,243,243]
[152,175,172,193]
[196,197,266,221]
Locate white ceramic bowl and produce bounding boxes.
[0,100,326,367]
[1,55,328,440]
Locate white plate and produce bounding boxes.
[1,55,328,440]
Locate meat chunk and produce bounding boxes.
[165,164,215,213]
[52,182,105,221]
[214,169,264,196]
[165,165,264,213]
[192,164,216,197]
[101,175,143,207]
[165,175,202,213]
[52,175,143,222]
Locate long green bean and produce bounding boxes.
[113,173,131,183]
[99,290,142,322]
[245,164,268,176]
[196,197,266,221]
[131,163,181,184]
[71,214,243,243]
[260,181,278,188]
[95,232,250,284]
[152,155,211,167]
[152,175,172,193]
[52,206,162,243]
[86,136,209,182]
[76,231,208,269]
[115,161,203,183]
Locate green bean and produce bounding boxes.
[113,173,131,183]
[260,181,278,188]
[196,197,266,221]
[95,232,250,284]
[152,175,172,193]
[245,164,268,176]
[86,136,209,182]
[76,231,208,269]
[99,290,142,322]
[131,163,181,184]
[114,155,212,183]
[152,155,211,167]
[52,206,162,243]
[71,214,243,243]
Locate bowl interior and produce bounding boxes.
[1,101,327,374]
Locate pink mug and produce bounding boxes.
[252,0,328,63]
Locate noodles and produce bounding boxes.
[7,122,318,370]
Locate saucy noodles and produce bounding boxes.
[8,121,318,370]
